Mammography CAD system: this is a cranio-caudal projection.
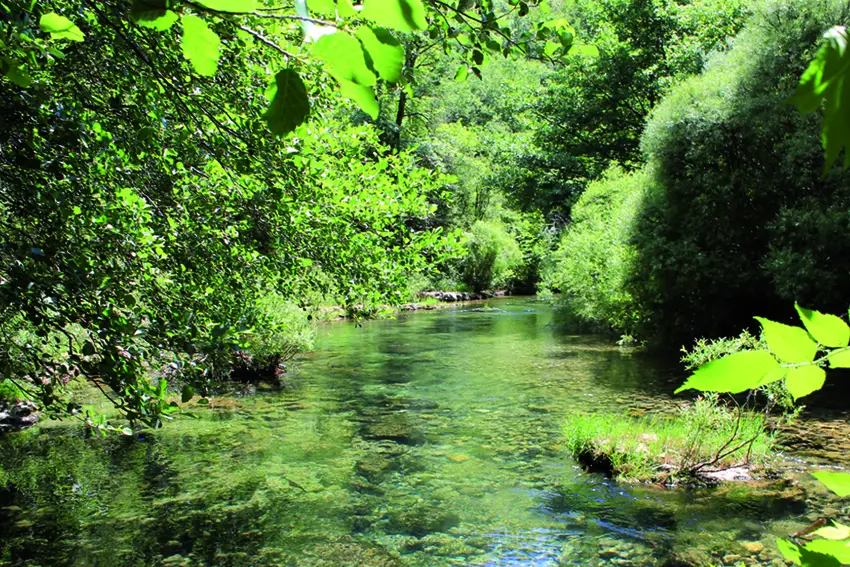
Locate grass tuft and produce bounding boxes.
[564,395,775,483]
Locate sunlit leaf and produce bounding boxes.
[339,79,379,118]
[312,32,377,86]
[755,317,818,363]
[307,0,336,16]
[181,15,221,76]
[361,0,427,32]
[193,0,257,12]
[675,350,780,394]
[828,349,850,368]
[805,540,850,565]
[756,366,787,387]
[795,303,850,347]
[337,0,358,18]
[814,522,850,540]
[39,12,85,42]
[263,69,311,136]
[132,8,179,30]
[788,26,850,170]
[813,471,850,497]
[570,43,600,58]
[785,365,826,400]
[356,26,404,83]
[454,65,468,82]
[778,538,802,565]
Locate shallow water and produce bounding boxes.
[0,298,844,567]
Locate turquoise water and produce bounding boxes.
[0,298,838,566]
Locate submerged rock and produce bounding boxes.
[387,502,460,537]
[0,400,38,434]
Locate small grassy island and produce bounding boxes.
[564,396,775,484]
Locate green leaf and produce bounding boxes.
[356,26,404,83]
[828,349,850,368]
[196,397,210,405]
[570,43,600,58]
[796,304,850,347]
[181,384,195,403]
[813,471,850,497]
[755,317,818,363]
[131,3,180,31]
[4,61,32,88]
[785,365,826,400]
[454,65,468,82]
[39,12,85,42]
[788,26,850,170]
[181,15,221,77]
[193,0,257,12]
[756,366,787,387]
[339,79,379,118]
[312,32,377,87]
[675,350,780,394]
[805,540,850,565]
[814,522,850,540]
[307,0,336,16]
[338,0,357,18]
[263,69,311,136]
[360,0,427,32]
[778,539,802,566]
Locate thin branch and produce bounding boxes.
[236,25,300,61]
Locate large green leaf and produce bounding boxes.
[4,61,32,87]
[361,0,427,32]
[755,317,818,363]
[339,79,379,119]
[39,12,85,42]
[181,15,221,77]
[796,303,850,347]
[312,32,377,86]
[788,26,850,170]
[785,365,827,400]
[356,26,404,83]
[675,350,780,394]
[813,471,850,497]
[778,538,802,566]
[828,349,850,368]
[193,0,257,12]
[263,69,311,136]
[805,540,850,565]
[132,3,180,31]
[307,0,336,16]
[814,522,850,540]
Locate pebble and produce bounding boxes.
[741,541,764,555]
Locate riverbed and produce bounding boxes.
[0,297,846,566]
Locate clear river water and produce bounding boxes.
[0,297,847,567]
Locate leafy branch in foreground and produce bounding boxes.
[677,303,850,566]
[676,303,850,401]
[1,0,581,135]
[790,25,850,171]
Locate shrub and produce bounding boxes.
[458,220,522,292]
[630,0,850,342]
[543,167,651,333]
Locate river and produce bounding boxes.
[0,297,845,567]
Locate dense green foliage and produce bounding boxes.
[514,0,751,218]
[546,0,850,342]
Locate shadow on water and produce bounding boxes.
[0,297,844,567]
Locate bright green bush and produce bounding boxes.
[458,220,523,292]
[543,167,651,333]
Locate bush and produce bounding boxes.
[458,220,522,292]
[630,0,850,342]
[543,167,651,333]
[564,395,774,483]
